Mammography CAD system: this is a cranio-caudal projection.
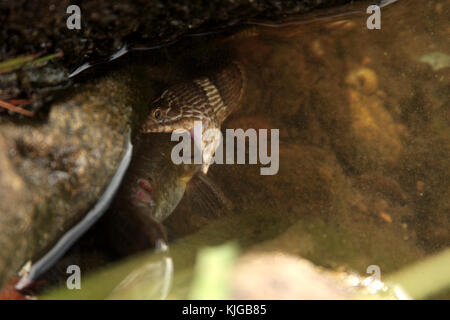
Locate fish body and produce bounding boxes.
[117,134,201,223]
[104,132,205,255]
[108,131,231,255]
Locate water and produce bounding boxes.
[43,0,450,299]
[166,0,449,261]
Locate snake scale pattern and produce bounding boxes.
[142,62,246,173]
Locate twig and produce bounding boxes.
[0,100,35,117]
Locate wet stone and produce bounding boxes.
[0,64,157,287]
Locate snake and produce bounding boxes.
[142,62,246,174]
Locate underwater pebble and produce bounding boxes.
[380,212,392,223]
[346,67,379,95]
[419,52,450,71]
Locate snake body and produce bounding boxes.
[142,62,245,173]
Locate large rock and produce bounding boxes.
[0,64,157,287]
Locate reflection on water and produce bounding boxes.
[42,0,450,299]
[107,255,173,300]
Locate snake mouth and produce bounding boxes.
[142,116,196,134]
[142,123,173,133]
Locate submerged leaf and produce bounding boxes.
[189,242,239,300]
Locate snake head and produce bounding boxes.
[142,83,209,134]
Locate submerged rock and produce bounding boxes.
[231,252,407,299]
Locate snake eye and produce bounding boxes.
[153,108,162,120]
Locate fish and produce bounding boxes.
[105,133,230,256]
[114,134,202,219]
